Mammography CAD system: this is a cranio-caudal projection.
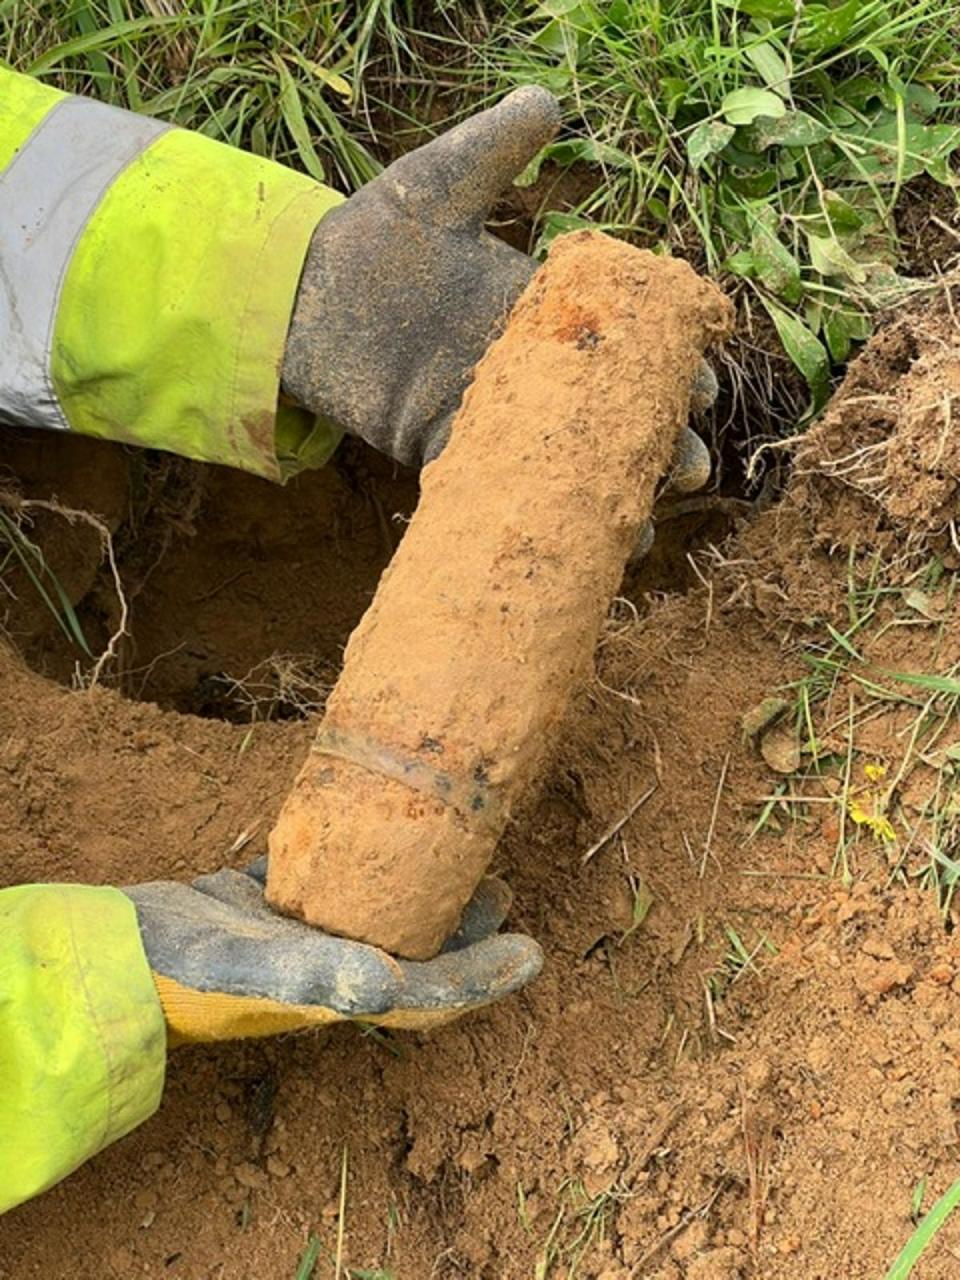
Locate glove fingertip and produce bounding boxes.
[670,427,712,494]
[690,358,719,413]
[244,854,268,885]
[399,932,543,1013]
[441,876,514,953]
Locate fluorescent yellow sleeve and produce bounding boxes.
[51,124,344,482]
[0,885,166,1214]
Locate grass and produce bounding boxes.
[461,0,960,418]
[0,505,92,655]
[884,1174,960,1278]
[534,1178,629,1279]
[747,551,960,905]
[3,0,959,444]
[292,1147,396,1280]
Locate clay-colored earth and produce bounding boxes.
[1,282,959,1279]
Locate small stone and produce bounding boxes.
[861,935,896,961]
[215,1102,232,1123]
[760,724,801,774]
[929,962,954,985]
[853,955,913,997]
[743,1057,773,1092]
[233,1161,268,1191]
[742,696,790,740]
[572,1118,620,1172]
[266,1155,291,1179]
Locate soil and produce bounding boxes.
[268,234,732,958]
[1,282,960,1279]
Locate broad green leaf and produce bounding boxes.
[687,120,735,170]
[515,137,632,187]
[744,110,831,149]
[534,210,595,256]
[820,190,866,234]
[824,103,858,128]
[838,74,886,111]
[905,83,941,120]
[836,116,960,185]
[734,0,796,18]
[798,0,861,53]
[534,0,586,15]
[823,306,871,363]
[646,195,669,223]
[726,169,779,198]
[606,0,631,29]
[532,12,585,56]
[550,138,632,167]
[721,140,773,170]
[744,42,790,92]
[661,75,688,119]
[807,233,868,283]
[750,208,802,302]
[804,295,824,335]
[777,150,799,181]
[761,299,831,411]
[725,249,760,280]
[722,87,786,126]
[717,205,750,240]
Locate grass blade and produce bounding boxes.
[294,1235,321,1280]
[274,55,327,182]
[26,15,185,73]
[0,511,92,655]
[884,1176,960,1279]
[883,670,960,696]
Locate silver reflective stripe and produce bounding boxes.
[0,95,169,430]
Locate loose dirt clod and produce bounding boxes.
[266,231,733,958]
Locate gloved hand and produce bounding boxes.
[281,86,716,492]
[123,859,540,1045]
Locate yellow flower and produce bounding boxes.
[849,799,896,843]
[864,762,887,783]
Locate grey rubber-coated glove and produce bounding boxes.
[124,860,540,1045]
[281,86,715,491]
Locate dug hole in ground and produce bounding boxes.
[1,275,959,1278]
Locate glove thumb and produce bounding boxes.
[374,85,561,230]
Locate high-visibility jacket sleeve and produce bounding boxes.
[0,884,166,1215]
[0,67,345,482]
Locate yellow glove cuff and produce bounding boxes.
[153,973,470,1046]
[152,973,342,1047]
